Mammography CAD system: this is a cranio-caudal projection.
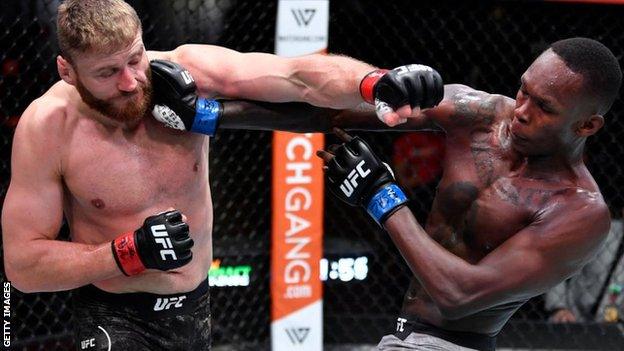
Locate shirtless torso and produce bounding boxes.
[21,80,212,294]
[394,83,608,335]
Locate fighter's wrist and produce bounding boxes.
[359,69,388,104]
[365,183,408,225]
[189,98,222,136]
[111,231,146,276]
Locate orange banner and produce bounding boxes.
[271,132,324,321]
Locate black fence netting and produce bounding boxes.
[0,0,623,350]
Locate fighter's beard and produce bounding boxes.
[76,69,153,125]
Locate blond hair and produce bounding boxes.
[57,0,142,61]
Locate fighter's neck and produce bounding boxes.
[520,150,585,183]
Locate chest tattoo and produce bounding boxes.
[496,182,560,208]
[470,145,496,186]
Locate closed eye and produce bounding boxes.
[98,69,117,78]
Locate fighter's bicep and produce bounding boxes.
[172,45,300,99]
[2,175,64,242]
[3,109,65,243]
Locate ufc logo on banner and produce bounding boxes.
[150,224,178,260]
[153,295,187,311]
[340,160,371,197]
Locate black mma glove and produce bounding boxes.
[321,128,408,225]
[112,210,194,276]
[150,59,222,136]
[360,64,444,120]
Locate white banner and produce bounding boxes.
[276,0,329,57]
[271,301,323,350]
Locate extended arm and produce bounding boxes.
[217,83,507,133]
[218,100,440,133]
[150,45,374,109]
[149,48,445,133]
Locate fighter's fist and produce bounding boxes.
[359,64,444,126]
[150,59,222,136]
[317,128,408,225]
[112,210,194,276]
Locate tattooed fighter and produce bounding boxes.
[317,38,622,350]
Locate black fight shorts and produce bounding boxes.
[72,279,210,351]
[392,315,496,351]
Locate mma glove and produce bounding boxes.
[324,133,408,225]
[359,64,444,121]
[150,59,222,136]
[111,210,194,276]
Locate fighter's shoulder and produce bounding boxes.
[529,186,610,269]
[148,45,233,96]
[544,185,609,229]
[440,84,514,128]
[16,81,71,142]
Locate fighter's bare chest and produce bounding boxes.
[428,128,548,257]
[431,173,557,258]
[61,123,207,214]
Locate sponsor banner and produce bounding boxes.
[271,132,324,350]
[271,301,322,350]
[273,1,328,350]
[276,0,329,58]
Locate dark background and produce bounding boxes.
[1,0,623,349]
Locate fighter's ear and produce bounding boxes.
[57,55,77,86]
[575,114,604,137]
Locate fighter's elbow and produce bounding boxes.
[437,302,473,320]
[4,255,42,293]
[430,289,474,320]
[9,281,38,294]
[4,265,37,293]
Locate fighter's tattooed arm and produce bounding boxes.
[446,85,513,129]
[396,84,514,133]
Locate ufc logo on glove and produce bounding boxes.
[340,160,371,197]
[180,70,194,85]
[151,224,178,261]
[395,64,435,75]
